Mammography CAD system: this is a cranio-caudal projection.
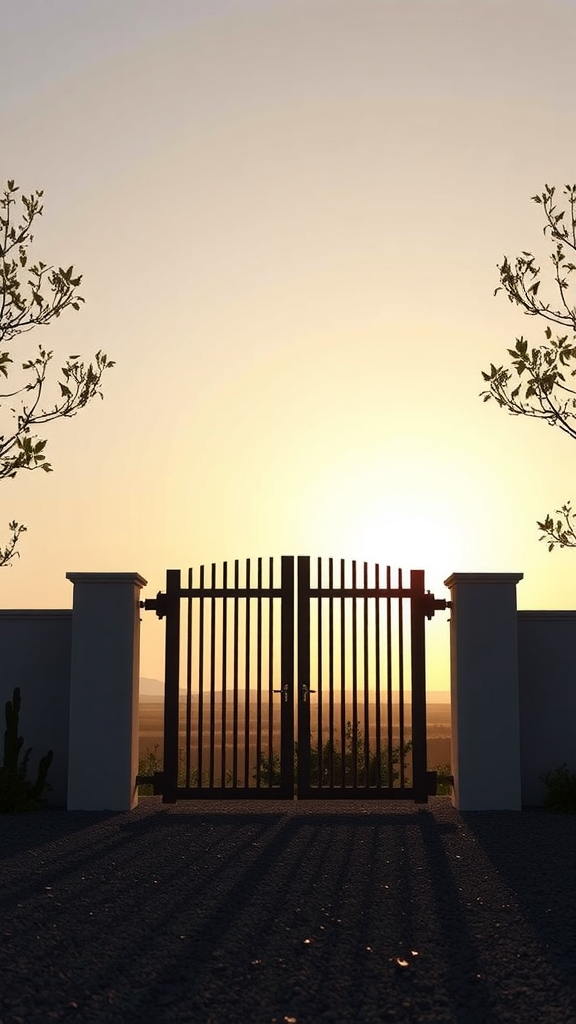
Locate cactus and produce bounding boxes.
[0,687,53,813]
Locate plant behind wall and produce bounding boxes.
[540,763,576,814]
[0,686,53,812]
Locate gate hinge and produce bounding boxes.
[135,771,165,795]
[139,591,167,619]
[422,592,453,620]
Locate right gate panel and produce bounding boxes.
[296,556,430,801]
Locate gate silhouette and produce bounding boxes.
[140,556,447,802]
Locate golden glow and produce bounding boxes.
[3,0,576,695]
[337,506,464,587]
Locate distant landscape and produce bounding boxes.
[138,678,451,772]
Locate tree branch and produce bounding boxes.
[0,179,115,564]
[0,521,27,567]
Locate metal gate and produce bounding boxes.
[139,556,448,803]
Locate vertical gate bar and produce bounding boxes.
[328,557,334,788]
[340,558,346,790]
[233,559,239,788]
[317,557,323,788]
[256,557,263,788]
[186,568,193,789]
[363,561,370,788]
[244,558,251,788]
[221,562,228,788]
[297,556,311,793]
[268,557,274,788]
[351,559,358,789]
[410,569,428,801]
[198,565,205,788]
[162,569,181,803]
[209,563,217,788]
[374,563,382,789]
[398,568,405,789]
[280,556,295,797]
[386,566,393,789]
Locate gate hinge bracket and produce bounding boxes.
[139,591,167,619]
[422,592,453,620]
[135,771,165,795]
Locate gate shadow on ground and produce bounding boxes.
[105,807,478,1022]
[2,803,574,1023]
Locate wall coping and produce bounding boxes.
[0,609,72,618]
[66,572,147,588]
[518,609,576,620]
[444,572,524,588]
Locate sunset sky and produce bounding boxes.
[3,0,576,689]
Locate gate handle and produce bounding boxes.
[274,684,289,703]
[301,685,316,702]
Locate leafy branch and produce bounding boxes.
[480,183,576,550]
[0,179,115,565]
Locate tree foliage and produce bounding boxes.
[480,183,576,550]
[0,179,115,565]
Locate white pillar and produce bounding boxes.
[444,572,523,811]
[66,572,147,811]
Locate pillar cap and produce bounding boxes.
[443,572,523,588]
[66,572,147,588]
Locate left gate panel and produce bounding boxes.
[161,557,295,801]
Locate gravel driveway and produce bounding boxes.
[1,797,575,1024]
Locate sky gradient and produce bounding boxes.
[3,0,576,687]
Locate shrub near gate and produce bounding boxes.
[540,763,576,814]
[434,763,453,796]
[257,725,452,795]
[138,743,219,793]
[257,721,413,790]
[138,728,454,795]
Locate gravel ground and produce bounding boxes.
[1,796,575,1024]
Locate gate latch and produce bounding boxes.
[422,592,452,620]
[139,591,167,620]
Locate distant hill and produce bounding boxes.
[139,677,164,696]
